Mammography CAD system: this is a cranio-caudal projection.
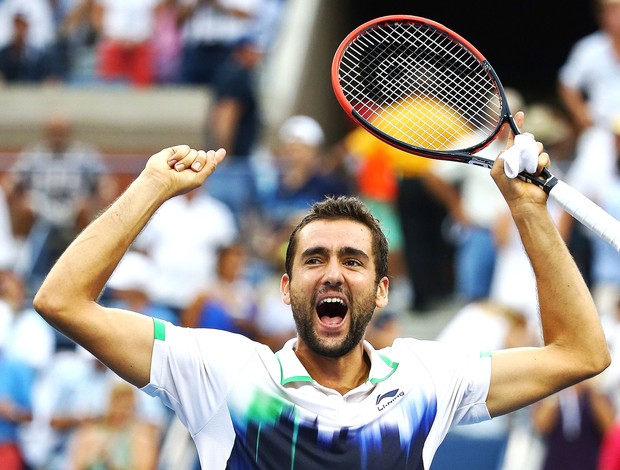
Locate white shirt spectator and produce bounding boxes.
[559,31,620,128]
[134,190,238,310]
[95,0,160,43]
[179,0,267,45]
[0,0,55,49]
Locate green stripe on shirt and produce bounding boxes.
[153,318,166,341]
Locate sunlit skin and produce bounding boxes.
[280,219,389,394]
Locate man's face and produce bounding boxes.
[281,219,388,357]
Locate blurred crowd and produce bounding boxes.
[1,0,620,470]
[0,0,283,87]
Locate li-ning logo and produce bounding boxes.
[376,388,404,411]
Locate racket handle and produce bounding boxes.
[549,180,620,252]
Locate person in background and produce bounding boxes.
[152,0,183,84]
[253,115,352,263]
[532,379,615,470]
[67,380,160,470]
[0,274,36,470]
[558,0,620,135]
[133,186,238,319]
[203,34,265,227]
[0,0,56,69]
[104,250,178,325]
[176,0,269,86]
[0,12,54,83]
[91,0,160,87]
[208,34,265,160]
[557,0,620,254]
[5,112,114,298]
[181,241,258,338]
[557,113,620,324]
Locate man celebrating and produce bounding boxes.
[33,112,610,469]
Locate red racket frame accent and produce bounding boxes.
[331,14,510,166]
[331,15,487,117]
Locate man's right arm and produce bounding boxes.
[33,146,226,388]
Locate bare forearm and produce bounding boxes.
[512,204,609,374]
[558,83,593,130]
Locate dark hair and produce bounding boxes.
[284,196,389,282]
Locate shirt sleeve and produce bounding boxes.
[399,338,492,427]
[141,319,260,434]
[558,35,595,90]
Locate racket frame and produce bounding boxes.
[331,14,556,192]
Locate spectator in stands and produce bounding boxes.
[532,379,614,470]
[0,355,32,470]
[66,380,160,470]
[558,112,620,323]
[49,0,100,84]
[558,0,620,135]
[203,33,266,226]
[208,34,265,160]
[176,0,269,86]
[5,112,114,296]
[152,0,183,84]
[0,0,55,53]
[104,250,178,325]
[181,241,258,338]
[0,12,54,83]
[91,0,160,87]
[557,0,620,250]
[252,247,297,352]
[0,183,18,271]
[133,186,238,319]
[0,270,55,372]
[253,115,351,268]
[25,347,168,470]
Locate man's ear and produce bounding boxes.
[375,277,389,309]
[281,273,291,305]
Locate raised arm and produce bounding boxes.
[33,146,226,388]
[485,113,610,417]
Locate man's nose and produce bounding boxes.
[323,259,344,285]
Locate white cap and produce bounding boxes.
[108,251,154,292]
[278,115,325,147]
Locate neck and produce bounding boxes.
[294,340,370,395]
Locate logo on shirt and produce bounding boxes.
[376,388,404,411]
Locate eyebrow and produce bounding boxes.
[300,246,370,262]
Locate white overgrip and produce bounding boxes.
[550,180,620,252]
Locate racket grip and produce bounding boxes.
[549,180,620,252]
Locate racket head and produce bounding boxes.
[332,15,514,165]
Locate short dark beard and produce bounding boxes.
[290,288,376,358]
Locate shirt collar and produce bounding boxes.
[275,338,399,386]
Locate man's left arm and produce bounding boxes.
[485,113,610,417]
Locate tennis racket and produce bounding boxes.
[332,15,620,252]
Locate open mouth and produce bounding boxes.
[316,297,348,326]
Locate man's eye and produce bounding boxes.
[305,258,321,265]
[345,259,362,267]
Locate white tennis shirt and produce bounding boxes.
[142,319,492,469]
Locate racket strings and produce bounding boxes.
[379,29,490,147]
[338,20,503,151]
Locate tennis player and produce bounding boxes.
[34,113,610,469]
